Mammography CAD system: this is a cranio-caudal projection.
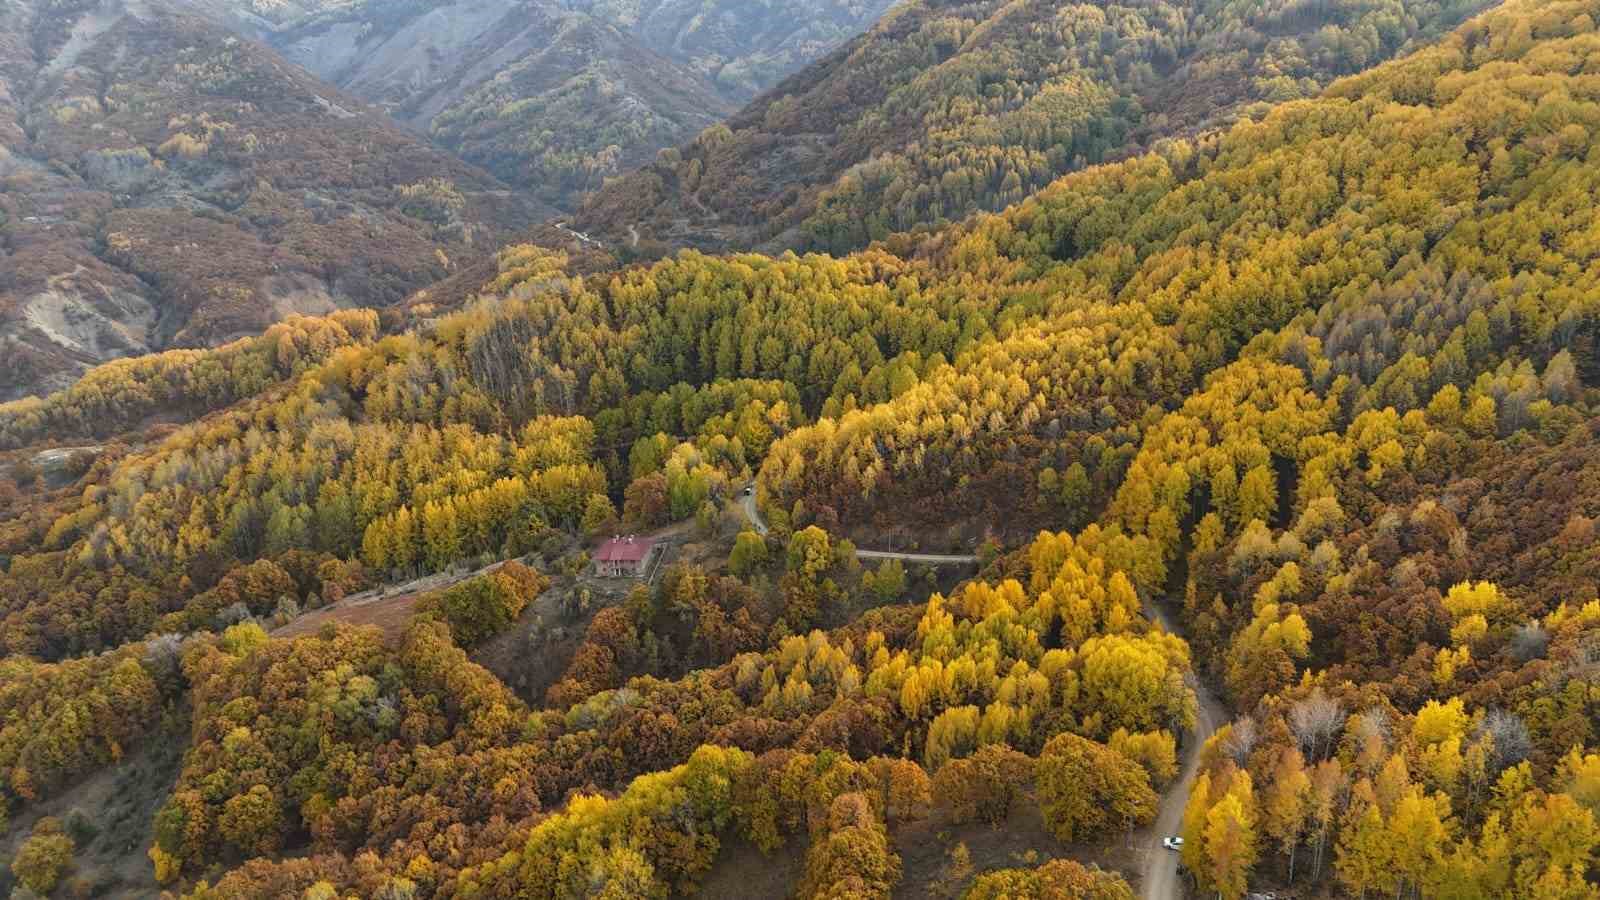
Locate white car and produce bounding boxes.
[1162,837,1184,851]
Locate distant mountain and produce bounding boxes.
[0,0,545,401]
[567,0,904,98]
[3,3,1598,900]
[574,0,1496,256]
[186,0,899,209]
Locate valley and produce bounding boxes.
[1,1,1598,900]
[184,0,898,208]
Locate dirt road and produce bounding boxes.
[857,549,979,564]
[739,485,977,565]
[740,489,769,536]
[1139,600,1227,900]
[271,558,518,641]
[740,485,1219,895]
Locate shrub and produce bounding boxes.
[12,818,74,895]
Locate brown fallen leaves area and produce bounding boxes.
[270,591,428,643]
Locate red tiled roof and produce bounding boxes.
[597,537,654,563]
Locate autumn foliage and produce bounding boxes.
[0,0,1597,898]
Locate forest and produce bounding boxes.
[574,0,1497,256]
[0,0,1598,897]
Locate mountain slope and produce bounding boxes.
[568,0,905,98]
[425,9,740,210]
[574,0,1497,255]
[187,0,898,208]
[0,0,546,401]
[1,1,1598,898]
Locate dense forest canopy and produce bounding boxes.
[1,0,1599,898]
[574,0,1498,257]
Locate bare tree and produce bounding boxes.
[1508,622,1550,662]
[466,312,539,415]
[1477,709,1532,772]
[141,633,186,689]
[1354,705,1392,752]
[1225,716,1259,768]
[214,601,253,628]
[1290,689,1345,761]
[1544,350,1581,403]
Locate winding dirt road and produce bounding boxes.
[857,549,980,564]
[742,483,1222,898]
[1139,600,1227,900]
[739,486,978,564]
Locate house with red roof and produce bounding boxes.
[595,535,656,578]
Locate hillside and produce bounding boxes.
[574,0,1498,256]
[0,1,1598,899]
[185,0,898,209]
[0,0,545,402]
[569,0,904,98]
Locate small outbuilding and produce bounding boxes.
[595,535,656,578]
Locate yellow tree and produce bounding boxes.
[867,757,932,827]
[1508,790,1600,895]
[798,793,902,900]
[1336,784,1395,900]
[1108,729,1178,788]
[1180,771,1213,884]
[1435,812,1511,899]
[1559,749,1600,816]
[1306,758,1346,882]
[218,784,283,857]
[1224,602,1310,707]
[1237,465,1277,527]
[1205,772,1258,900]
[1075,633,1193,736]
[361,517,391,570]
[1035,732,1157,842]
[389,505,419,572]
[729,530,769,577]
[1264,747,1312,882]
[1386,786,1453,896]
[1411,699,1469,797]
[422,498,462,571]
